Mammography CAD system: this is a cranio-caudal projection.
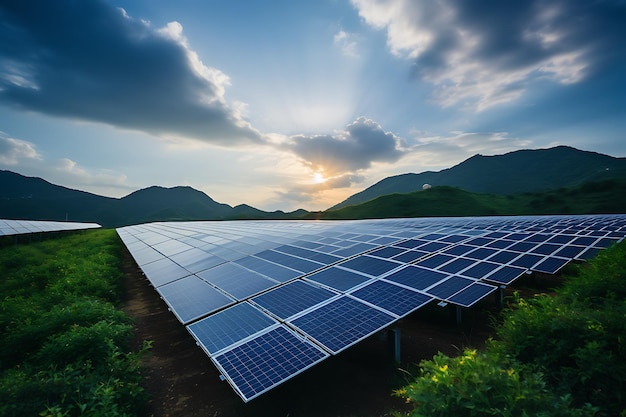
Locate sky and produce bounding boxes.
[1,0,625,212]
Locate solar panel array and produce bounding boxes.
[117,214,626,401]
[0,219,101,236]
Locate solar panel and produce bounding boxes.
[289,296,395,354]
[116,214,626,402]
[385,265,450,291]
[197,263,277,300]
[338,255,401,277]
[306,266,371,292]
[157,275,234,324]
[212,326,329,402]
[0,219,101,236]
[234,256,301,282]
[350,280,433,317]
[533,257,570,274]
[447,282,497,307]
[251,281,337,320]
[139,258,192,287]
[426,276,475,299]
[187,302,277,355]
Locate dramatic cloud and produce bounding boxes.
[352,0,626,110]
[0,133,41,165]
[0,0,262,145]
[284,117,407,186]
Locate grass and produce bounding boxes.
[0,229,148,417]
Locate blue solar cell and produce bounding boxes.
[251,281,337,320]
[447,282,497,307]
[506,232,532,241]
[289,297,395,354]
[197,263,277,300]
[439,234,469,243]
[461,261,500,279]
[419,241,449,252]
[508,241,537,253]
[370,236,402,245]
[421,233,447,241]
[416,254,455,269]
[547,235,576,245]
[213,326,328,402]
[486,265,527,284]
[486,239,515,249]
[488,250,519,264]
[392,250,428,263]
[385,265,450,290]
[484,231,508,239]
[524,233,551,243]
[306,266,371,292]
[274,245,341,265]
[331,242,378,257]
[439,258,475,274]
[187,302,276,354]
[594,237,617,249]
[530,243,561,255]
[465,247,498,260]
[444,244,475,256]
[140,258,192,287]
[369,246,406,259]
[234,256,301,282]
[533,257,569,274]
[577,247,600,260]
[339,255,400,277]
[511,253,543,268]
[350,280,433,317]
[427,276,474,299]
[255,250,323,273]
[466,237,494,246]
[170,248,226,273]
[157,275,234,324]
[395,239,428,249]
[571,236,597,246]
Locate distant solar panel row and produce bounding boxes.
[0,219,101,236]
[117,214,626,401]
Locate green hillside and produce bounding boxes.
[331,146,626,210]
[315,179,626,220]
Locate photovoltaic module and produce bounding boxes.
[117,214,626,402]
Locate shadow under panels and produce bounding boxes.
[117,214,626,402]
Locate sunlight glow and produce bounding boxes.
[312,172,326,184]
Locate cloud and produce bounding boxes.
[283,116,408,186]
[334,30,359,58]
[0,133,41,165]
[351,0,626,110]
[407,130,534,168]
[0,0,262,145]
[0,132,130,195]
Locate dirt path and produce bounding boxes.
[121,247,497,417]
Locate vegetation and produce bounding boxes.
[0,230,149,417]
[316,179,626,219]
[394,240,626,417]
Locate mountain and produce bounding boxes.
[0,171,306,227]
[329,146,626,210]
[313,179,626,220]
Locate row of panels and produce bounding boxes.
[0,219,101,236]
[118,214,626,401]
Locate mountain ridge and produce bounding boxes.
[329,146,626,210]
[0,171,305,227]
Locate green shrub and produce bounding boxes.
[394,349,596,417]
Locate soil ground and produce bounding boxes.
[121,247,558,417]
